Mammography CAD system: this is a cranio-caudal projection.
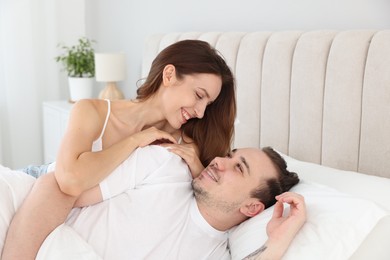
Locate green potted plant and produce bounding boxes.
[55,37,96,102]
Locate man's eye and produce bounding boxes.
[226,152,232,158]
[236,163,243,173]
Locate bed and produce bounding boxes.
[1,30,390,259]
[142,30,390,259]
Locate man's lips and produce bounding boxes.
[203,167,218,182]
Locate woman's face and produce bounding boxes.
[162,72,222,129]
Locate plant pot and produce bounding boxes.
[68,77,94,102]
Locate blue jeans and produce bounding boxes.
[19,163,51,178]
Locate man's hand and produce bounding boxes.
[266,192,306,242]
[244,192,306,260]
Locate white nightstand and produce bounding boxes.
[42,100,73,163]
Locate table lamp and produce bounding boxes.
[95,52,126,100]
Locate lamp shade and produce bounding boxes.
[95,52,126,82]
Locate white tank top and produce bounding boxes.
[47,100,111,172]
[48,99,181,171]
[91,99,111,152]
[92,100,182,149]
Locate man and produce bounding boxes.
[3,145,306,259]
[63,145,305,259]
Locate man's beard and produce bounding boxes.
[192,179,209,199]
[191,180,241,214]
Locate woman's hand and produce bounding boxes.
[160,142,204,178]
[130,127,178,147]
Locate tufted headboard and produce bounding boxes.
[141,31,390,179]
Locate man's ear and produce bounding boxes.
[239,198,265,218]
[162,64,176,86]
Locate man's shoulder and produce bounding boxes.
[133,145,192,181]
[134,145,174,165]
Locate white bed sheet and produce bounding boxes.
[0,165,35,251]
[0,165,101,259]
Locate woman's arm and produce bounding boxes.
[73,185,103,207]
[2,100,177,259]
[244,192,306,260]
[55,100,177,196]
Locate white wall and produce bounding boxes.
[1,0,389,168]
[0,0,87,168]
[0,0,53,168]
[86,0,390,98]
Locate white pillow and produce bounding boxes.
[283,153,390,211]
[228,159,388,260]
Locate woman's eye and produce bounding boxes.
[196,92,203,99]
[226,152,232,158]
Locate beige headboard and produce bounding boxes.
[142,31,390,179]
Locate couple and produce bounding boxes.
[2,144,305,259]
[1,39,305,259]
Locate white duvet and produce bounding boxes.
[0,165,101,259]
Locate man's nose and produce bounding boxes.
[212,157,227,171]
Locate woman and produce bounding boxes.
[1,39,236,259]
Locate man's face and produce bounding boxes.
[192,148,277,213]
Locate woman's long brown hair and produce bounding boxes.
[137,40,236,166]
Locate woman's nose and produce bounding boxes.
[194,102,206,119]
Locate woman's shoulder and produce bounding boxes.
[67,99,110,130]
[74,98,108,107]
[72,99,109,115]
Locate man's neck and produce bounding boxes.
[195,199,247,232]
